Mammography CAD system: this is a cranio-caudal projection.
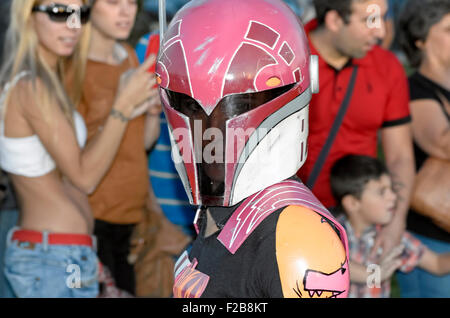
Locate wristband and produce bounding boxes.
[110,108,129,122]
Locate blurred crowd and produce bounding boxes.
[0,0,448,298]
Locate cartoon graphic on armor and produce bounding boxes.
[173,252,209,298]
[172,180,349,298]
[301,262,349,298]
[276,204,348,298]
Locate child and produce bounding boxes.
[330,154,450,298]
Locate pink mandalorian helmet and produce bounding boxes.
[156,0,319,207]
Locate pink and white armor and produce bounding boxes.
[156,0,349,299]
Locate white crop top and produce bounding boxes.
[0,71,87,177]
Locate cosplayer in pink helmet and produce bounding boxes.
[156,0,349,299]
[156,0,319,206]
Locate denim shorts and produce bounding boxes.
[0,209,19,298]
[4,227,99,298]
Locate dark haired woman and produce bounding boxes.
[397,0,450,297]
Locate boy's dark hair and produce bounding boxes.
[398,0,450,68]
[313,0,363,26]
[330,154,389,206]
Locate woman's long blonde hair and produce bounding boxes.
[0,0,91,126]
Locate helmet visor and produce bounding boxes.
[163,84,295,205]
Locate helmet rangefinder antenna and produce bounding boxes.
[158,0,167,44]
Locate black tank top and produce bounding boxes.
[407,72,450,243]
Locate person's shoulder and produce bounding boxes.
[367,45,397,60]
[120,41,135,53]
[277,205,343,241]
[119,42,140,67]
[408,72,442,102]
[366,45,404,71]
[275,205,348,298]
[6,73,58,120]
[8,73,43,104]
[362,46,408,90]
[120,42,138,57]
[251,204,340,243]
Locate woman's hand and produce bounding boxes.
[114,55,159,119]
[129,93,162,120]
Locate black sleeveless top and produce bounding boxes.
[407,72,450,243]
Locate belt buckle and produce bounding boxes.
[17,240,37,250]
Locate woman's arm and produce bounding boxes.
[17,59,156,194]
[144,95,162,151]
[410,99,450,160]
[349,261,371,284]
[349,257,403,285]
[352,244,404,284]
[418,247,450,276]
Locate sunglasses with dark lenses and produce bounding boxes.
[32,3,91,24]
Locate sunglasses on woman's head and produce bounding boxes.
[32,3,91,24]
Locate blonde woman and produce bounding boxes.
[0,0,156,297]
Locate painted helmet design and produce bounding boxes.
[156,0,319,206]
